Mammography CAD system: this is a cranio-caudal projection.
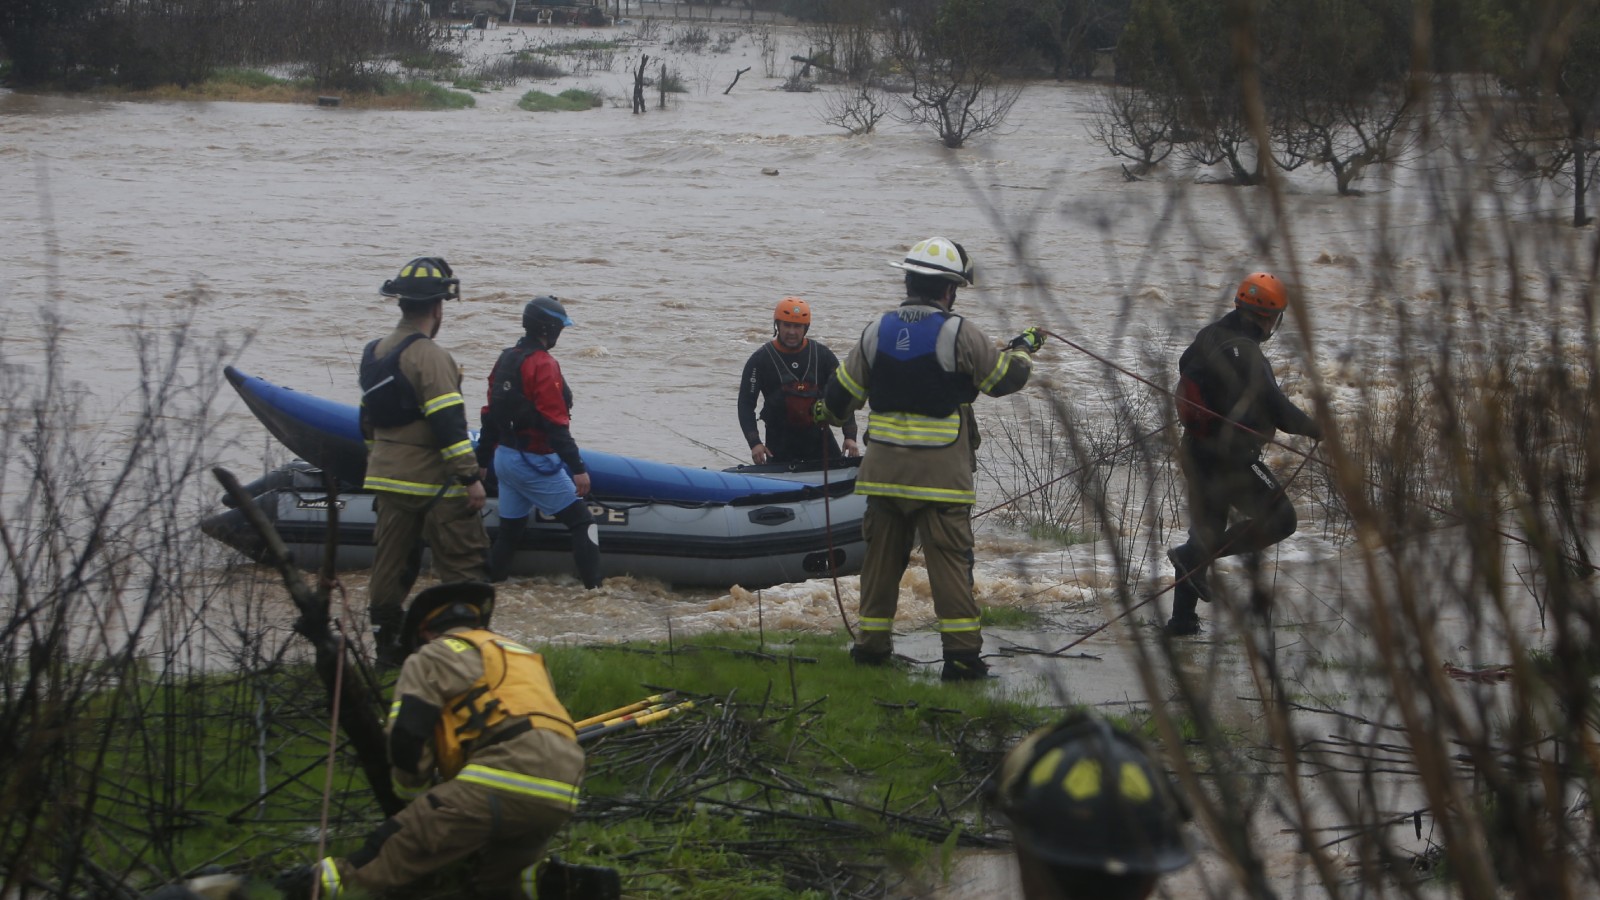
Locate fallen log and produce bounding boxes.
[213,466,403,817]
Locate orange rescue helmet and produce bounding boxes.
[1235,272,1288,313]
[774,297,811,326]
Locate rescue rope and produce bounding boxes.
[819,429,857,641]
[1038,328,1308,463]
[970,424,1167,521]
[311,587,355,900]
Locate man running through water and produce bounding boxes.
[1166,271,1324,636]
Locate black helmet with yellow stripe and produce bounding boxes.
[401,581,495,653]
[992,712,1192,877]
[381,257,460,304]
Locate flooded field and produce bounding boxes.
[4,13,1598,898]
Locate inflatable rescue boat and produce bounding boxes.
[204,368,864,588]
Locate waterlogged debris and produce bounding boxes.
[1442,662,1514,684]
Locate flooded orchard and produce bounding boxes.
[3,16,1597,899]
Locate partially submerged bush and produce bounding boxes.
[517,88,602,112]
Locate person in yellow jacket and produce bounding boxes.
[278,581,612,899]
[359,257,490,667]
[816,236,1041,681]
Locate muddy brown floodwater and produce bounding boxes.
[4,17,1583,898]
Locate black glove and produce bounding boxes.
[539,855,622,900]
[1007,326,1044,354]
[273,865,317,900]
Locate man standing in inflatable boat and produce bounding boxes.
[738,296,860,465]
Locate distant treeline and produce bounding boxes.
[0,0,440,89]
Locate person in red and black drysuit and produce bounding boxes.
[1166,272,1324,636]
[738,297,860,465]
[478,297,602,589]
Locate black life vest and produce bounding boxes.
[486,344,572,450]
[359,332,427,428]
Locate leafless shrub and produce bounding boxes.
[669,24,711,52]
[629,16,663,42]
[882,0,1021,148]
[1089,84,1181,177]
[820,82,890,135]
[753,25,779,77]
[468,52,565,88]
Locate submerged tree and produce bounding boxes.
[1263,0,1418,195]
[1475,0,1600,226]
[1107,0,1418,192]
[1088,83,1180,175]
[886,0,1023,148]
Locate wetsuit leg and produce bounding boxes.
[1171,445,1227,624]
[488,516,528,584]
[1214,459,1297,557]
[553,500,602,589]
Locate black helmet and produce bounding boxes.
[400,581,495,652]
[381,257,460,303]
[991,712,1193,876]
[523,295,574,335]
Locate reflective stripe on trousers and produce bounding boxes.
[457,764,581,810]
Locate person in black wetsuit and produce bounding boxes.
[1166,271,1324,636]
[737,297,860,465]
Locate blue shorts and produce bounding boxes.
[493,445,581,520]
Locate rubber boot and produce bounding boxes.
[1168,543,1212,603]
[536,855,621,900]
[1164,583,1202,637]
[555,500,603,589]
[488,515,528,583]
[850,644,893,667]
[370,604,406,670]
[940,651,992,682]
[272,865,317,900]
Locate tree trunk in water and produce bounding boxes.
[1573,138,1590,227]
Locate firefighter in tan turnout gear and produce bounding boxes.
[277,581,609,899]
[359,257,490,667]
[816,237,1041,681]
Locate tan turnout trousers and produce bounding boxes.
[854,496,981,656]
[330,729,583,897]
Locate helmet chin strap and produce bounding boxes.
[1240,306,1281,339]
